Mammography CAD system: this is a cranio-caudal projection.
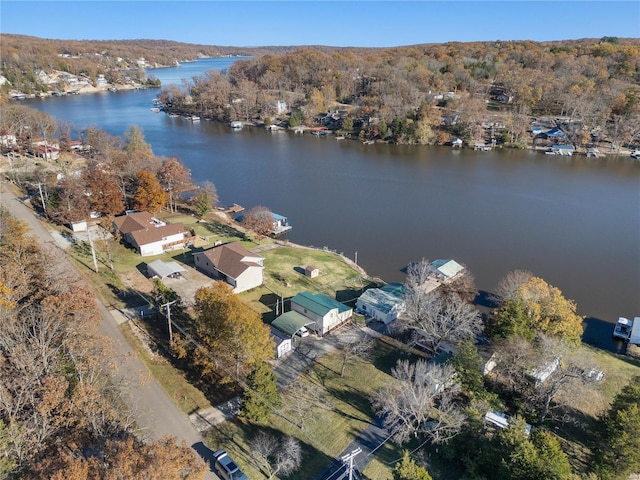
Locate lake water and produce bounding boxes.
[24,58,640,351]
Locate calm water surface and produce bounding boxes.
[24,59,640,351]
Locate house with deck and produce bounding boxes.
[291,291,352,337]
[193,242,264,293]
[428,259,465,282]
[113,211,188,256]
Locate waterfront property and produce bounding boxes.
[291,291,353,336]
[428,259,465,282]
[356,283,406,324]
[272,213,292,235]
[193,241,264,293]
[113,211,188,256]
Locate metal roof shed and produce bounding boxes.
[147,259,186,279]
[271,311,316,337]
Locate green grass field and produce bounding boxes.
[206,340,419,480]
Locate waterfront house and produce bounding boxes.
[291,292,352,336]
[428,259,465,282]
[551,145,575,156]
[356,283,406,325]
[193,242,264,293]
[113,211,188,256]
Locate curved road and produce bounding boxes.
[0,180,219,480]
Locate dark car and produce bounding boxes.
[213,450,249,480]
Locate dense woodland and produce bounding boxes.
[156,37,640,148]
[0,209,206,479]
[2,35,639,149]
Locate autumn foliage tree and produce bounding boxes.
[133,169,166,213]
[0,208,204,479]
[157,157,194,213]
[242,205,274,243]
[192,282,273,381]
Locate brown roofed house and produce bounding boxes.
[113,211,188,256]
[193,242,264,293]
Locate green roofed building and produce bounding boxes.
[291,292,352,337]
[271,311,316,337]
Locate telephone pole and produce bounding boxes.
[160,299,177,344]
[341,447,362,480]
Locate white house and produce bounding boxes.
[291,292,352,337]
[193,242,264,293]
[356,283,406,324]
[275,100,287,114]
[113,211,188,256]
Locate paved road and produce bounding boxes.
[0,181,219,480]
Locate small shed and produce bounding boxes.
[304,265,320,278]
[147,259,186,279]
[70,220,88,232]
[270,326,292,358]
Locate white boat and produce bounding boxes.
[230,121,243,129]
[631,149,640,160]
[150,107,160,113]
[189,115,200,122]
[168,113,180,118]
[613,317,633,340]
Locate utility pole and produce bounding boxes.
[341,447,362,480]
[354,251,358,266]
[160,299,177,344]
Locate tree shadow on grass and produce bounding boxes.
[203,221,247,240]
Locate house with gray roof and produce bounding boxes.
[193,242,264,293]
[291,291,352,336]
[356,283,406,325]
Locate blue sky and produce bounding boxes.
[2,1,638,47]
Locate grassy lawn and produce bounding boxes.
[206,340,419,480]
[240,245,379,323]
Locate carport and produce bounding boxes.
[271,311,317,337]
[147,259,186,279]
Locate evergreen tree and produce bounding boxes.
[240,362,281,423]
[451,339,485,396]
[531,430,572,480]
[595,375,640,479]
[393,451,433,480]
[491,298,535,340]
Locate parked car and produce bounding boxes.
[295,326,310,337]
[213,450,248,480]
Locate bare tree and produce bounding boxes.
[493,269,533,303]
[337,327,375,377]
[405,289,482,356]
[249,432,302,479]
[280,378,328,431]
[372,359,464,444]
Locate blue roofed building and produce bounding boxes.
[291,291,352,336]
[429,259,465,282]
